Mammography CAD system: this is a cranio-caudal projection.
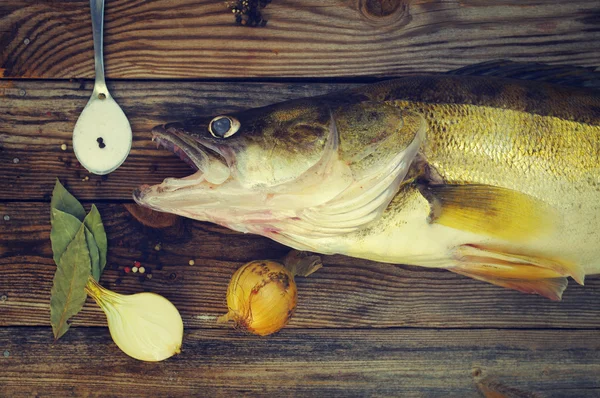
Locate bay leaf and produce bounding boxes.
[50,225,91,340]
[50,209,82,266]
[83,204,107,276]
[84,227,101,281]
[51,179,86,221]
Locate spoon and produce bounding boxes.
[73,0,132,175]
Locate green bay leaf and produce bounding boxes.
[51,179,85,221]
[50,209,82,266]
[84,227,101,281]
[50,224,91,340]
[83,205,107,276]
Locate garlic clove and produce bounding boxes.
[86,277,184,362]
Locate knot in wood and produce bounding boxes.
[356,0,410,26]
[364,0,402,17]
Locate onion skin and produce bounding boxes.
[218,260,297,336]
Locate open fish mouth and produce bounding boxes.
[153,123,232,181]
[152,131,199,172]
[150,123,229,173]
[133,123,232,206]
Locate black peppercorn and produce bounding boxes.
[225,0,272,27]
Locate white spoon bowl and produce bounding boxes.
[73,89,132,175]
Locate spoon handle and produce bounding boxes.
[90,0,107,95]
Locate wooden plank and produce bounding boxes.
[2,202,599,329]
[0,327,598,397]
[1,0,600,79]
[0,80,353,200]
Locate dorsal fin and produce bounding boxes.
[447,60,600,90]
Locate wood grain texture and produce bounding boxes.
[0,80,353,200]
[1,327,599,397]
[1,0,600,79]
[2,0,599,394]
[2,202,599,329]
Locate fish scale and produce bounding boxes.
[412,103,600,193]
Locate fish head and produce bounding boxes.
[134,95,425,248]
[193,99,334,189]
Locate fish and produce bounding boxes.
[134,61,600,300]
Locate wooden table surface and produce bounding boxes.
[1,0,600,396]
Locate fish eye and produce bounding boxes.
[208,116,240,138]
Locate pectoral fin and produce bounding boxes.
[449,244,584,301]
[423,184,558,242]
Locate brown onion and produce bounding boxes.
[218,251,322,336]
